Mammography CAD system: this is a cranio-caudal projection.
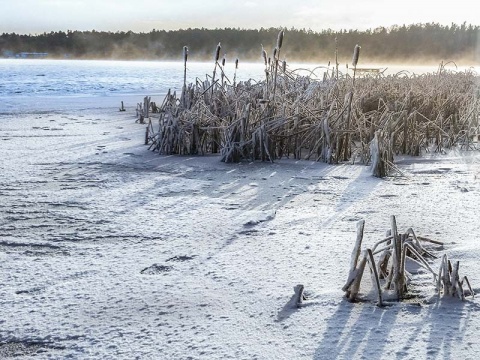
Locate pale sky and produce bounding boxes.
[0,0,478,34]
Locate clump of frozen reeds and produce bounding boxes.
[437,254,474,300]
[343,215,474,306]
[143,33,480,176]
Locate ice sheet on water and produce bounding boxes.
[1,105,479,359]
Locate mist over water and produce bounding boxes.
[0,59,477,113]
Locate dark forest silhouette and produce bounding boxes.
[1,23,479,64]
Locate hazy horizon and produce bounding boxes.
[0,0,478,35]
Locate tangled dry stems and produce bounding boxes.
[145,51,480,177]
[343,216,475,306]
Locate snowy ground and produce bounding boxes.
[1,103,479,359]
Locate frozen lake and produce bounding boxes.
[1,58,480,358]
[1,59,475,114]
[0,59,264,113]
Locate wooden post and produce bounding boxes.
[293,284,306,307]
[145,125,149,145]
[144,96,150,119]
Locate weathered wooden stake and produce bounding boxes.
[293,284,306,307]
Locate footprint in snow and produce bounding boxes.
[140,264,173,275]
[242,210,276,227]
[166,255,196,262]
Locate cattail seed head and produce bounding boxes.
[215,42,221,62]
[222,54,226,67]
[282,60,286,73]
[273,47,278,60]
[352,44,361,67]
[183,46,188,63]
[261,46,267,65]
[277,30,284,50]
[235,58,239,69]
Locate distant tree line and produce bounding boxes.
[1,23,479,64]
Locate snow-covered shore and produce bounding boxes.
[1,103,479,359]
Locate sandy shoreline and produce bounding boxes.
[1,105,480,358]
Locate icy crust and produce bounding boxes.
[0,108,479,359]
